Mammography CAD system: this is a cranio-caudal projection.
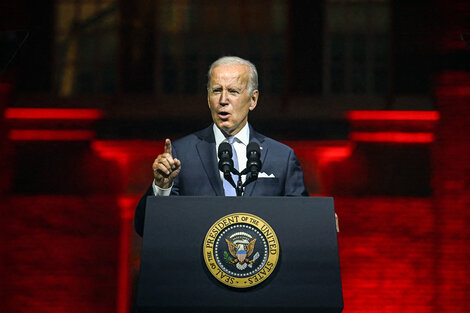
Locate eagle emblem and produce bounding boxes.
[203,213,280,288]
[224,232,260,270]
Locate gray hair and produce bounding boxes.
[207,56,259,95]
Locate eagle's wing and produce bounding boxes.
[225,239,237,257]
[246,239,257,257]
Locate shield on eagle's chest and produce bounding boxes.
[236,250,247,262]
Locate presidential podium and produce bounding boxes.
[136,196,343,313]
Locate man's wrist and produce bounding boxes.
[152,180,172,196]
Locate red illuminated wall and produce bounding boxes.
[3,104,469,313]
[1,1,470,312]
[1,91,469,313]
[432,72,470,312]
[0,196,120,313]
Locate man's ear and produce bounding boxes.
[249,90,259,111]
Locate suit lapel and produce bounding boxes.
[243,127,267,196]
[196,126,224,196]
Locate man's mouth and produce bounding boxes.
[218,112,230,119]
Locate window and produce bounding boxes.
[155,0,288,95]
[55,0,118,96]
[323,0,391,95]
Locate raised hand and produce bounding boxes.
[152,139,181,189]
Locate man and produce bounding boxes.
[135,56,308,237]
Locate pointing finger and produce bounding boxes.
[164,138,172,154]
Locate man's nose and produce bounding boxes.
[219,90,229,104]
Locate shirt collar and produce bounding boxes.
[213,123,250,148]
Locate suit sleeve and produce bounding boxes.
[284,149,309,196]
[134,184,154,237]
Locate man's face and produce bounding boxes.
[207,64,258,136]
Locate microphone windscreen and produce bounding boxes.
[218,142,233,158]
[246,142,260,156]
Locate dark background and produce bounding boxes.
[1,1,469,313]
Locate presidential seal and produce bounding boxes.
[203,213,279,288]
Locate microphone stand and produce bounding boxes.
[219,141,262,197]
[232,168,259,197]
[226,168,244,197]
[236,176,243,197]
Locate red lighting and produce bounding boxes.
[436,85,470,97]
[350,132,434,143]
[92,140,163,161]
[288,141,353,165]
[4,108,103,120]
[116,195,139,313]
[347,110,440,121]
[0,83,13,93]
[117,195,139,219]
[9,129,96,141]
[315,146,353,163]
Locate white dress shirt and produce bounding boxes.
[152,123,250,196]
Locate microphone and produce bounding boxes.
[218,142,234,175]
[244,142,262,182]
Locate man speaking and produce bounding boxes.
[135,56,308,236]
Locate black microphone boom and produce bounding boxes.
[218,142,233,175]
[218,142,236,188]
[218,141,262,194]
[246,142,262,176]
[242,142,262,188]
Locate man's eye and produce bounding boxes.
[212,89,221,94]
[229,90,240,94]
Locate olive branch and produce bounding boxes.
[223,251,233,264]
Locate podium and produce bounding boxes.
[136,196,343,313]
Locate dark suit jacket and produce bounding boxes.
[134,125,308,236]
